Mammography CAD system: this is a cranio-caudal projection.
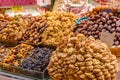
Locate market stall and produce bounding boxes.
[0,0,119,80]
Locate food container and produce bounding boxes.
[0,63,50,80]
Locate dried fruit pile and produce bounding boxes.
[0,16,29,44]
[0,14,12,31]
[48,34,117,80]
[22,17,48,45]
[0,45,9,61]
[20,47,54,72]
[87,6,120,18]
[41,11,77,46]
[2,44,34,67]
[75,12,120,46]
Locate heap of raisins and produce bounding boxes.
[20,47,54,72]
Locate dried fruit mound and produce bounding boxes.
[41,11,77,46]
[0,15,29,44]
[2,44,34,67]
[48,34,117,80]
[75,12,120,46]
[20,47,54,72]
[22,17,48,45]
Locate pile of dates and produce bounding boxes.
[20,47,54,72]
[48,34,117,80]
[75,12,120,46]
[22,16,48,45]
[2,44,34,67]
[0,14,48,45]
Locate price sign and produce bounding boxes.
[100,31,115,48]
[12,6,23,11]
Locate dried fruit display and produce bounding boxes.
[2,44,34,67]
[0,15,29,44]
[75,12,120,46]
[0,45,9,61]
[48,34,117,80]
[22,16,48,45]
[0,14,12,31]
[87,6,120,18]
[20,47,54,72]
[41,11,77,46]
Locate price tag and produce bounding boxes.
[100,31,115,48]
[12,6,23,11]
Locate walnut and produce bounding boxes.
[41,11,78,46]
[48,34,117,80]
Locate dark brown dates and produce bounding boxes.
[75,12,120,46]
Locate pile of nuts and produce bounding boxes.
[41,11,77,46]
[48,34,117,80]
[2,44,34,67]
[22,17,48,45]
[75,12,120,46]
[0,14,12,31]
[20,47,54,72]
[0,16,29,44]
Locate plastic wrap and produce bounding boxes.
[53,0,95,17]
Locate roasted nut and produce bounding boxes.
[47,34,117,80]
[0,15,29,44]
[41,11,77,46]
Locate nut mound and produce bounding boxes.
[41,11,77,46]
[48,34,117,80]
[0,15,29,44]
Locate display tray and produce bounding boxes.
[0,63,50,80]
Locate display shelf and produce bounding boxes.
[0,69,51,80]
[0,63,50,80]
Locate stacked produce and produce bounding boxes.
[0,45,9,61]
[87,6,120,18]
[0,14,12,31]
[22,16,48,45]
[2,44,34,67]
[75,12,120,46]
[0,15,29,44]
[41,11,77,46]
[20,47,54,72]
[48,34,117,80]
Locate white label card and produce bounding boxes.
[100,31,115,48]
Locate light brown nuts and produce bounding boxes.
[41,11,77,46]
[47,34,117,80]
